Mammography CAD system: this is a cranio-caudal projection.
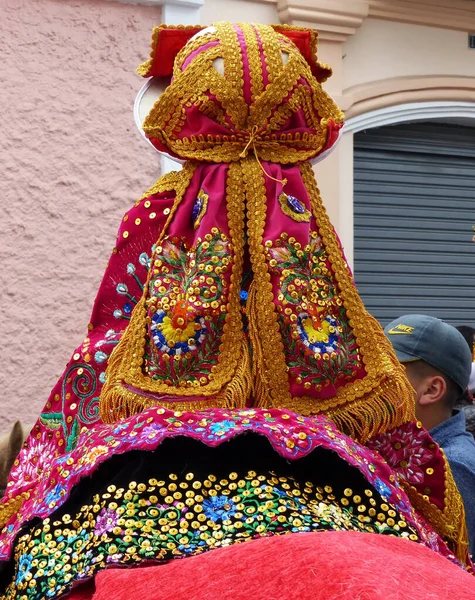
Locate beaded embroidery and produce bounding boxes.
[278,192,312,222]
[4,470,422,599]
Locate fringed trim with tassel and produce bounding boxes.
[100,160,249,423]
[0,491,30,529]
[401,453,472,568]
[100,333,252,423]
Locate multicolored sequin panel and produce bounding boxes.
[5,470,421,600]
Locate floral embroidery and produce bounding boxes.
[4,471,420,599]
[191,189,209,229]
[202,495,237,521]
[209,420,239,436]
[144,230,232,386]
[94,508,120,536]
[278,192,311,222]
[16,554,32,586]
[8,432,57,490]
[368,424,434,485]
[266,232,361,391]
[151,310,207,355]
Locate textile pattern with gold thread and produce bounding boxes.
[0,20,471,576]
[5,468,423,600]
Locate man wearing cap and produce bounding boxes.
[385,314,475,557]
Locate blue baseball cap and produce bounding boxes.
[384,314,472,392]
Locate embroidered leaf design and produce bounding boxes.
[66,418,79,452]
[39,412,64,431]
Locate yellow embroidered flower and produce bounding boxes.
[302,317,331,344]
[160,316,197,344]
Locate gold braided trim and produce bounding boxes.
[146,134,331,164]
[138,169,184,200]
[252,163,415,442]
[0,492,30,529]
[247,44,342,131]
[99,161,249,423]
[256,23,283,84]
[402,453,470,566]
[241,23,264,101]
[137,23,204,77]
[173,30,220,79]
[142,23,342,163]
[243,156,292,407]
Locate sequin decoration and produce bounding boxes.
[151,310,207,355]
[144,230,232,386]
[191,189,209,229]
[278,193,311,223]
[266,231,362,393]
[4,470,420,599]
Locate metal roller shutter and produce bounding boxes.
[354,122,475,327]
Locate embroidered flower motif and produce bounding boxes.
[9,432,57,488]
[297,314,340,353]
[94,509,119,537]
[16,554,33,585]
[278,192,311,222]
[368,424,434,485]
[373,478,392,500]
[202,495,237,522]
[150,309,207,355]
[77,445,111,472]
[45,484,67,507]
[191,189,209,229]
[209,420,238,436]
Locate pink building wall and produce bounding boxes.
[0,0,162,429]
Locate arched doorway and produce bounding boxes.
[352,120,475,326]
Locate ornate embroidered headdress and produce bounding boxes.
[0,22,470,570]
[100,22,412,442]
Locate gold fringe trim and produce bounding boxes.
[0,492,30,529]
[247,280,268,407]
[401,452,471,566]
[99,333,251,422]
[100,161,248,422]
[243,157,292,409]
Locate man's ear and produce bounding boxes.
[418,375,447,406]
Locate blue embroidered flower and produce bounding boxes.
[16,554,33,585]
[239,290,248,301]
[202,495,237,522]
[45,483,66,507]
[373,478,392,499]
[209,420,238,436]
[150,310,207,356]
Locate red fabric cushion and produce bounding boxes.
[68,531,475,600]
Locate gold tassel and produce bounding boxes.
[100,332,251,423]
[247,280,269,407]
[0,492,30,529]
[224,333,253,409]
